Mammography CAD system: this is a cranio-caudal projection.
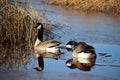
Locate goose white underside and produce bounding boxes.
[46,46,60,53]
[78,57,92,63]
[77,52,95,58]
[35,46,60,58]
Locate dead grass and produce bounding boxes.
[0,1,41,46]
[0,0,45,69]
[50,0,120,15]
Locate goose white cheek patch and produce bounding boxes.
[37,25,41,29]
[66,44,72,48]
[66,62,72,66]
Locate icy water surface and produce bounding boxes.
[29,44,120,80]
[31,0,120,45]
[1,0,120,80]
[29,0,120,80]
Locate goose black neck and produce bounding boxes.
[37,29,43,41]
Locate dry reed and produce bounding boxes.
[50,0,120,15]
[0,0,45,69]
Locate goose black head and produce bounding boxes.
[34,23,44,41]
[34,23,44,30]
[66,41,78,51]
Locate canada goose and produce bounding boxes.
[34,23,61,71]
[66,57,96,71]
[66,41,96,58]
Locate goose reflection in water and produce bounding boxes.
[34,52,61,71]
[65,40,96,71]
[66,57,96,71]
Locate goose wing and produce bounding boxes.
[74,42,87,53]
[39,40,61,48]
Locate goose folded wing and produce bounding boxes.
[39,40,61,48]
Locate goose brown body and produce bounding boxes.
[34,23,61,71]
[66,41,96,58]
[34,23,62,56]
[34,39,61,57]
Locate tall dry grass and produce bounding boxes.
[0,0,41,46]
[50,0,120,14]
[0,0,44,69]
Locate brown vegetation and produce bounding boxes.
[0,0,43,69]
[50,0,120,14]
